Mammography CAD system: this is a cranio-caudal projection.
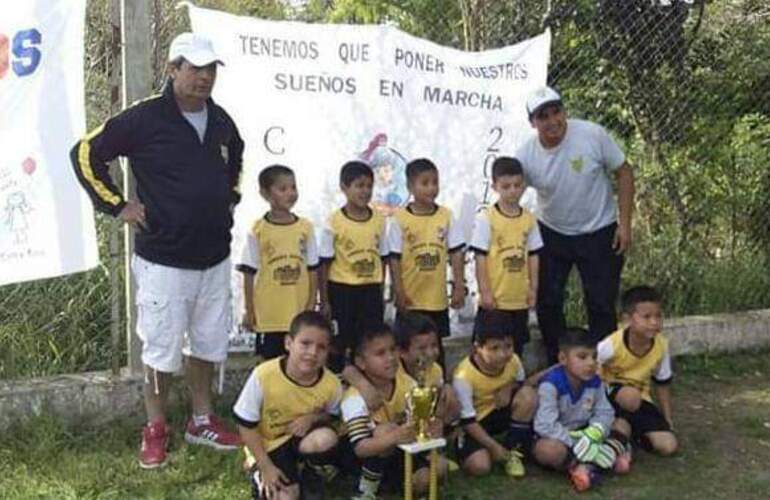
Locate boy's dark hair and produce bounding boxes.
[558,327,594,352]
[621,285,663,315]
[288,310,333,338]
[259,164,294,191]
[340,161,374,187]
[395,312,438,350]
[472,310,513,346]
[354,323,395,357]
[406,158,438,181]
[492,156,524,181]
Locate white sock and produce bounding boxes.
[193,413,210,426]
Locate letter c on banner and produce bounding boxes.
[264,126,285,155]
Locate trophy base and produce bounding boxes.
[398,438,446,454]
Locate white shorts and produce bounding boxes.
[133,254,232,372]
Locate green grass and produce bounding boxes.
[2,350,770,499]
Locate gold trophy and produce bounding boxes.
[406,357,440,441]
[401,357,445,500]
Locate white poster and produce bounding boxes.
[187,5,549,346]
[0,0,98,286]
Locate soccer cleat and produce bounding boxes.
[613,446,633,475]
[569,463,602,492]
[139,421,169,469]
[184,414,241,450]
[504,449,526,478]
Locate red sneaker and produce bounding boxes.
[139,421,169,469]
[614,447,633,475]
[184,414,241,451]
[568,464,593,492]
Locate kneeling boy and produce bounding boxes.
[341,324,447,500]
[598,285,678,458]
[234,311,342,500]
[453,310,537,478]
[533,328,629,492]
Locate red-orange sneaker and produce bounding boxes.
[139,421,169,469]
[184,414,241,450]
[569,463,601,492]
[614,447,633,475]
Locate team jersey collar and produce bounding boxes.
[494,202,523,218]
[264,212,299,225]
[622,328,656,358]
[341,206,373,222]
[470,353,505,378]
[406,202,438,216]
[279,356,323,387]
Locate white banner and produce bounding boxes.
[0,0,97,286]
[188,5,549,346]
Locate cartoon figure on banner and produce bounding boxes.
[359,133,408,215]
[1,157,36,246]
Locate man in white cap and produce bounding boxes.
[515,86,635,364]
[70,32,244,469]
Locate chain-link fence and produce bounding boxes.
[2,0,768,379]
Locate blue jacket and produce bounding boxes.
[534,365,615,447]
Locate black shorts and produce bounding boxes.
[608,384,671,441]
[455,407,511,462]
[473,308,529,355]
[338,436,430,492]
[251,437,303,488]
[328,281,384,371]
[256,332,288,359]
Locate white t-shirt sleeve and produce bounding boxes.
[452,377,476,420]
[325,383,343,416]
[526,221,544,252]
[387,217,403,255]
[318,223,335,260]
[233,372,263,424]
[379,220,390,257]
[470,212,491,253]
[653,350,673,383]
[596,337,615,366]
[341,393,370,422]
[306,225,319,268]
[447,211,465,251]
[597,125,626,171]
[516,363,526,383]
[238,232,260,272]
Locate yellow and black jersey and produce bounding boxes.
[70,83,243,269]
[340,368,416,444]
[598,327,672,402]
[397,358,444,388]
[237,214,319,332]
[319,208,388,285]
[387,204,464,311]
[469,204,543,310]
[233,357,342,452]
[452,354,525,422]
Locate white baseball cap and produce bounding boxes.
[168,33,224,67]
[526,86,562,118]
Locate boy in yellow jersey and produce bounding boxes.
[452,310,537,478]
[598,286,677,463]
[344,312,460,426]
[238,165,319,359]
[234,311,342,500]
[319,161,389,372]
[388,158,465,368]
[341,324,447,500]
[470,157,543,356]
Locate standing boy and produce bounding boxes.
[598,286,678,458]
[341,324,447,499]
[234,311,342,500]
[319,161,389,372]
[470,156,543,355]
[388,158,465,367]
[238,165,319,359]
[533,328,630,492]
[453,310,537,478]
